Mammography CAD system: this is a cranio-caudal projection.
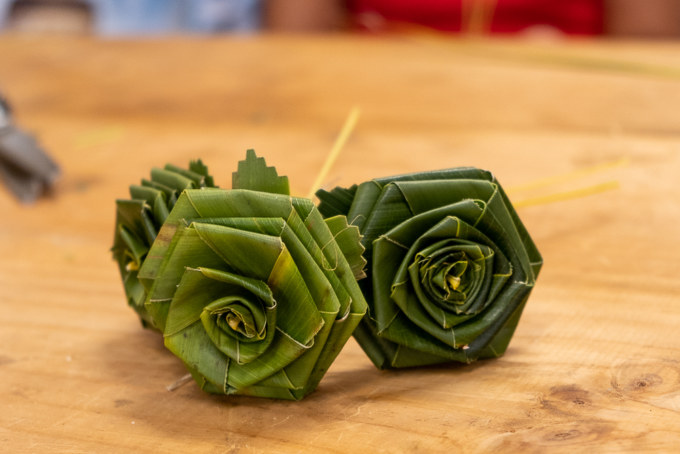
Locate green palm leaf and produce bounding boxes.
[111,160,216,329]
[317,167,542,369]
[232,148,290,195]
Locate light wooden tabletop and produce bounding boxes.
[1,34,679,453]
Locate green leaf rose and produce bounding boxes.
[114,151,367,399]
[316,167,542,369]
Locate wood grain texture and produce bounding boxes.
[0,34,679,453]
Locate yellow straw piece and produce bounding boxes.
[462,0,498,35]
[166,373,193,392]
[513,180,619,209]
[307,106,361,199]
[507,157,629,193]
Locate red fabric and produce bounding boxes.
[349,0,604,35]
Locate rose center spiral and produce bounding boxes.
[205,296,267,343]
[409,239,495,317]
[428,255,470,300]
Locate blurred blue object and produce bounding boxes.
[0,0,12,28]
[0,0,262,35]
[92,0,184,35]
[182,0,261,32]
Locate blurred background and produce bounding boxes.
[1,0,679,202]
[0,0,679,38]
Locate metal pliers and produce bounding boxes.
[0,95,60,203]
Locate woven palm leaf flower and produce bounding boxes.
[112,161,215,329]
[121,150,367,400]
[316,168,543,369]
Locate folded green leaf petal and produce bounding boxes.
[111,162,216,329]
[232,149,290,195]
[189,159,215,187]
[324,215,367,280]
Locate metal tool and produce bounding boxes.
[0,95,60,203]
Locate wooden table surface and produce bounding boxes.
[1,34,679,453]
